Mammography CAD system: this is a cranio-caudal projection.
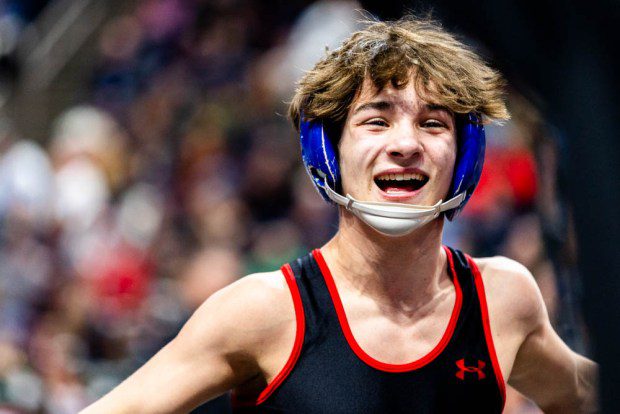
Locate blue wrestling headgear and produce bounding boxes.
[300,113,485,235]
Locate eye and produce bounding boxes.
[364,118,389,127]
[421,119,447,129]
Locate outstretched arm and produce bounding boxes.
[80,271,295,414]
[478,256,597,413]
[509,303,597,413]
[480,256,598,413]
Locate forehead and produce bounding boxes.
[352,76,441,113]
[350,76,452,117]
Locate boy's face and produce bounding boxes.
[338,77,457,207]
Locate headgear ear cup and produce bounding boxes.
[300,118,340,203]
[299,112,485,216]
[444,113,486,220]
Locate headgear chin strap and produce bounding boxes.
[319,180,465,236]
[300,113,485,237]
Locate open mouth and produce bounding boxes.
[374,172,429,194]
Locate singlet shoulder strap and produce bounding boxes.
[235,262,305,406]
[286,252,343,348]
[443,246,506,407]
[444,246,473,286]
[464,251,507,403]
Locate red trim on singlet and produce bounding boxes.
[232,264,306,407]
[465,254,507,409]
[312,247,463,373]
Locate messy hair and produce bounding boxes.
[289,15,509,132]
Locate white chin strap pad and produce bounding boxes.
[321,184,466,237]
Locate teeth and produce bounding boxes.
[376,172,425,181]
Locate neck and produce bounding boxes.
[321,209,449,310]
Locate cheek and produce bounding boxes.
[338,134,380,192]
[337,132,357,192]
[428,136,457,184]
[442,141,457,187]
[442,142,457,174]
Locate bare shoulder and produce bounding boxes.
[472,256,546,338]
[177,269,297,371]
[204,270,292,318]
[79,270,297,413]
[183,269,294,347]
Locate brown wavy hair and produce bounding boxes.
[289,15,509,133]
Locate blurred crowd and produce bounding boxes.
[0,0,586,413]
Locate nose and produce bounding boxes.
[385,124,423,161]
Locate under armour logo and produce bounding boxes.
[455,358,486,380]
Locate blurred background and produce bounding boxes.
[0,0,612,413]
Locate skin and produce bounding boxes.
[81,79,598,414]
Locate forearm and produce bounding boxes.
[80,385,143,414]
[79,340,222,414]
[539,354,598,414]
[80,377,204,414]
[575,354,598,413]
[79,374,179,414]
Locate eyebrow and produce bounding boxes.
[352,101,452,116]
[352,101,392,115]
[425,103,452,114]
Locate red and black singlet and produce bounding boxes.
[233,246,505,413]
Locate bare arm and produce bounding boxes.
[80,271,295,414]
[509,302,598,413]
[480,256,598,413]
